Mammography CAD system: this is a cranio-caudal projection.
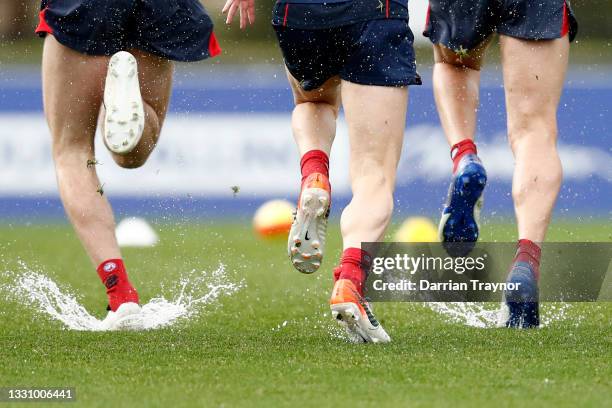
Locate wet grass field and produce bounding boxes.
[0,221,610,407]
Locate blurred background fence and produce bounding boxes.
[0,1,610,223]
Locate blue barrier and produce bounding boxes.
[0,66,609,220]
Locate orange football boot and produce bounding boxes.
[330,278,390,343]
[287,172,330,273]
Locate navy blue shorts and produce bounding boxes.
[424,0,578,52]
[273,18,421,91]
[36,0,220,62]
[272,0,410,29]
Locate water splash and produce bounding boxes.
[4,261,101,330]
[1,260,243,331]
[540,303,576,327]
[426,302,574,328]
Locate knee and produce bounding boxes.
[434,44,485,71]
[111,140,157,168]
[293,100,339,120]
[52,130,94,166]
[111,151,150,169]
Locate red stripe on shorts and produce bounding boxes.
[283,4,289,27]
[208,31,222,57]
[35,7,53,35]
[560,1,569,37]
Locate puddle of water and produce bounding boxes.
[426,301,575,328]
[2,260,243,331]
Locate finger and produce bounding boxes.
[226,3,238,24]
[222,0,232,14]
[247,2,255,25]
[239,1,247,29]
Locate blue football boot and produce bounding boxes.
[439,154,487,256]
[504,261,540,328]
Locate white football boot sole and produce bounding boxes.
[331,302,391,344]
[103,51,145,155]
[288,188,329,274]
[99,302,143,331]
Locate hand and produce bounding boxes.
[222,0,255,30]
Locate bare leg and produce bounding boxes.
[43,36,118,266]
[43,36,172,266]
[432,39,490,145]
[340,82,408,249]
[286,71,341,156]
[285,73,341,273]
[501,35,569,242]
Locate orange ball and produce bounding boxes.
[253,199,295,238]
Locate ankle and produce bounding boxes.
[97,259,139,311]
[514,239,541,280]
[300,150,329,183]
[338,248,372,295]
[451,139,477,172]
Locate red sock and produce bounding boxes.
[336,248,373,296]
[300,150,329,183]
[450,139,477,172]
[514,239,541,281]
[96,259,139,311]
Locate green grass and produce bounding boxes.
[0,221,611,407]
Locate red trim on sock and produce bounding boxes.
[451,139,477,172]
[337,248,372,295]
[300,150,329,183]
[560,2,569,38]
[35,7,53,35]
[208,32,222,57]
[385,0,390,18]
[515,239,542,281]
[96,259,139,311]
